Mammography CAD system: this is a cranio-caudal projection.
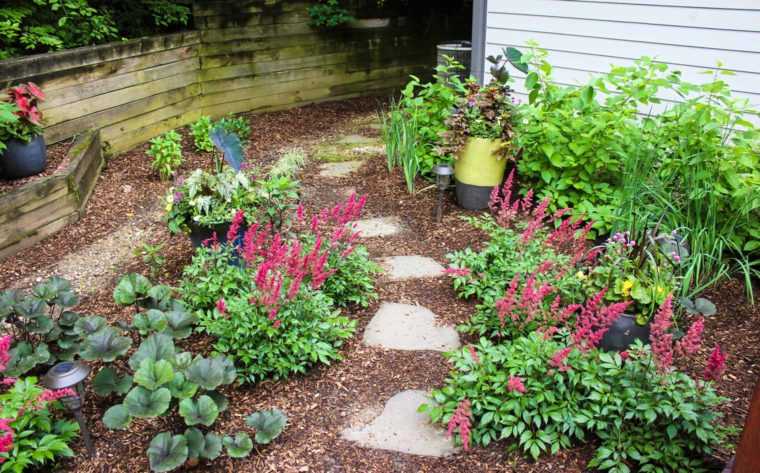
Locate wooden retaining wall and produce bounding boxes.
[0,1,470,155]
[0,129,104,258]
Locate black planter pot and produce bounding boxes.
[599,313,651,352]
[455,179,494,210]
[0,135,47,179]
[186,221,248,249]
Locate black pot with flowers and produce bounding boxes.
[0,82,47,180]
[578,229,682,351]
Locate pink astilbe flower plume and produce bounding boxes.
[675,316,704,359]
[446,400,473,451]
[467,344,480,363]
[702,344,727,382]
[508,375,526,393]
[650,295,674,372]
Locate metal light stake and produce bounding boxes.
[41,361,94,457]
[432,164,454,223]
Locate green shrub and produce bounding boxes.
[0,1,192,59]
[425,336,728,472]
[214,114,251,145]
[0,377,80,470]
[306,0,353,28]
[389,57,468,177]
[147,130,184,180]
[202,284,355,383]
[190,116,214,152]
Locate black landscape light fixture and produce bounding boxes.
[41,361,94,456]
[432,163,454,223]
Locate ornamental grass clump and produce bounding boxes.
[180,193,378,383]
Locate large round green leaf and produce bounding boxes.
[2,342,50,377]
[79,327,132,362]
[206,390,228,413]
[132,309,168,335]
[147,433,188,472]
[178,395,218,427]
[184,427,205,460]
[113,273,152,306]
[129,333,175,370]
[184,355,235,391]
[161,309,196,339]
[245,408,287,444]
[200,433,222,460]
[92,366,118,396]
[167,372,198,399]
[74,315,107,336]
[222,433,253,458]
[134,358,175,390]
[13,297,46,318]
[103,404,132,430]
[124,386,171,418]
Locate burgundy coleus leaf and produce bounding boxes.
[28,106,42,125]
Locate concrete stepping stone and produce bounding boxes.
[338,134,374,144]
[363,302,460,351]
[354,216,402,238]
[341,390,459,457]
[381,255,445,280]
[318,160,363,178]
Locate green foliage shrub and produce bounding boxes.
[147,130,184,180]
[306,0,354,28]
[0,1,192,59]
[0,377,80,470]
[425,336,728,472]
[190,115,252,153]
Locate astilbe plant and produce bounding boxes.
[191,194,373,383]
[446,170,593,332]
[0,335,80,470]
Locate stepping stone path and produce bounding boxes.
[318,160,364,178]
[362,302,460,352]
[338,134,375,144]
[381,255,445,280]
[341,390,460,457]
[353,216,403,238]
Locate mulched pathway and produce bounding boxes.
[0,97,757,472]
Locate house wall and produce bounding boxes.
[481,0,760,106]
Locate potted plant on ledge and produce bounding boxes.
[440,82,517,209]
[0,82,47,180]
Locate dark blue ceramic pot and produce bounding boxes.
[0,135,47,179]
[599,313,651,352]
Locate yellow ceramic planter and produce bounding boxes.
[454,137,507,209]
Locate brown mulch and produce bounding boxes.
[1,97,758,473]
[0,139,72,193]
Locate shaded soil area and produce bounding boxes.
[0,97,758,473]
[0,139,71,193]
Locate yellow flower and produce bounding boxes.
[165,203,173,211]
[622,280,634,297]
[656,285,665,295]
[576,271,587,280]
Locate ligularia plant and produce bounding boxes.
[99,274,287,471]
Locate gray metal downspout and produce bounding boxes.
[471,0,487,83]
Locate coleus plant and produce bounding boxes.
[0,82,45,142]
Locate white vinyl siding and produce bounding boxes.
[483,0,760,108]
